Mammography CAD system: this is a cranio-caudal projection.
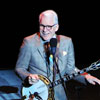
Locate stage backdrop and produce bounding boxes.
[0,7,100,71]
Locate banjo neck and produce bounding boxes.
[51,60,100,87]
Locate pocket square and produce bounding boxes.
[63,51,67,56]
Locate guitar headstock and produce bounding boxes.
[89,59,100,71]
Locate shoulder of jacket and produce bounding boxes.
[57,35,72,41]
[21,33,38,47]
[24,33,37,40]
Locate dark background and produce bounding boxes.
[0,2,100,100]
[0,4,100,74]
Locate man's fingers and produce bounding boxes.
[28,74,39,84]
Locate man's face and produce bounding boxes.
[39,16,58,41]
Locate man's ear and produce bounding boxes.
[55,24,59,32]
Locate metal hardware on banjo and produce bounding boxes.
[22,59,100,100]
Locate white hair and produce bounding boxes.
[39,10,58,24]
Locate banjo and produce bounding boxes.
[21,59,100,100]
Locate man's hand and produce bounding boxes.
[85,74,100,85]
[28,74,39,84]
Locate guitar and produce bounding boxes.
[21,59,100,100]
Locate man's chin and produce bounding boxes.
[43,36,51,41]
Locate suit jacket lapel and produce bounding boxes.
[35,33,45,60]
[56,35,65,72]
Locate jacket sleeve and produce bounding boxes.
[66,38,87,85]
[15,38,31,80]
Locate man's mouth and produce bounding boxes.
[42,32,50,36]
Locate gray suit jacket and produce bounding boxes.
[15,33,86,100]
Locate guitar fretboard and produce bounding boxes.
[51,60,100,87]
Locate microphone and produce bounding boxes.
[50,38,57,56]
[34,92,43,100]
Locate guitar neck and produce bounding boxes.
[50,59,100,87]
[65,67,89,80]
[51,67,90,87]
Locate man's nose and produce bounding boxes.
[43,26,47,31]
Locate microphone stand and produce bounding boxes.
[53,55,68,99]
[49,38,67,99]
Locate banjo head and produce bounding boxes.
[22,75,50,100]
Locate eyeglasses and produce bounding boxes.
[40,24,56,30]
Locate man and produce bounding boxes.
[15,10,100,100]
